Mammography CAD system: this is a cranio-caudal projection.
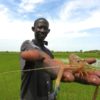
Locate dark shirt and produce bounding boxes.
[20,40,55,100]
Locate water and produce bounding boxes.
[92,59,100,68]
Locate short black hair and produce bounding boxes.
[34,17,49,26]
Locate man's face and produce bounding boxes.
[33,20,50,41]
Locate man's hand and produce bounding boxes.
[67,54,100,86]
[74,70,100,86]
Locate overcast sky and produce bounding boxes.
[0,0,100,51]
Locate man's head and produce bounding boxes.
[32,18,50,42]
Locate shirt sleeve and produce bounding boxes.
[20,40,40,51]
[20,40,39,70]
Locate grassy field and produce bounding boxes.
[0,51,100,100]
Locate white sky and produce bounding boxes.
[0,0,100,51]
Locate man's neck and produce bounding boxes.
[33,39,48,46]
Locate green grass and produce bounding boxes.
[57,83,100,100]
[0,72,20,100]
[0,51,100,100]
[0,52,20,100]
[53,51,100,59]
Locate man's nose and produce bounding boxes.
[40,28,45,32]
[41,28,46,32]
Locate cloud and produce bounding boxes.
[0,4,34,40]
[48,0,100,39]
[18,0,44,13]
[0,0,100,51]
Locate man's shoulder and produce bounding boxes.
[20,40,32,51]
[20,40,40,51]
[21,40,35,47]
[21,40,31,45]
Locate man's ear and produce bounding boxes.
[48,29,50,33]
[31,27,35,31]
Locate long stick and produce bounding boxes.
[92,86,99,100]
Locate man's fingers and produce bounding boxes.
[87,71,100,78]
[94,71,100,78]
[75,72,100,86]
[63,71,75,82]
[86,74,100,86]
[85,58,96,64]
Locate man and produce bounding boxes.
[20,17,72,100]
[20,18,100,100]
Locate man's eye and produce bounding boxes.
[38,26,42,29]
[39,26,48,30]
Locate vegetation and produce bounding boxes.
[0,51,100,100]
[53,50,100,59]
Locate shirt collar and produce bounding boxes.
[32,39,48,47]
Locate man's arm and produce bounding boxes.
[21,50,100,85]
[20,49,75,82]
[20,49,46,61]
